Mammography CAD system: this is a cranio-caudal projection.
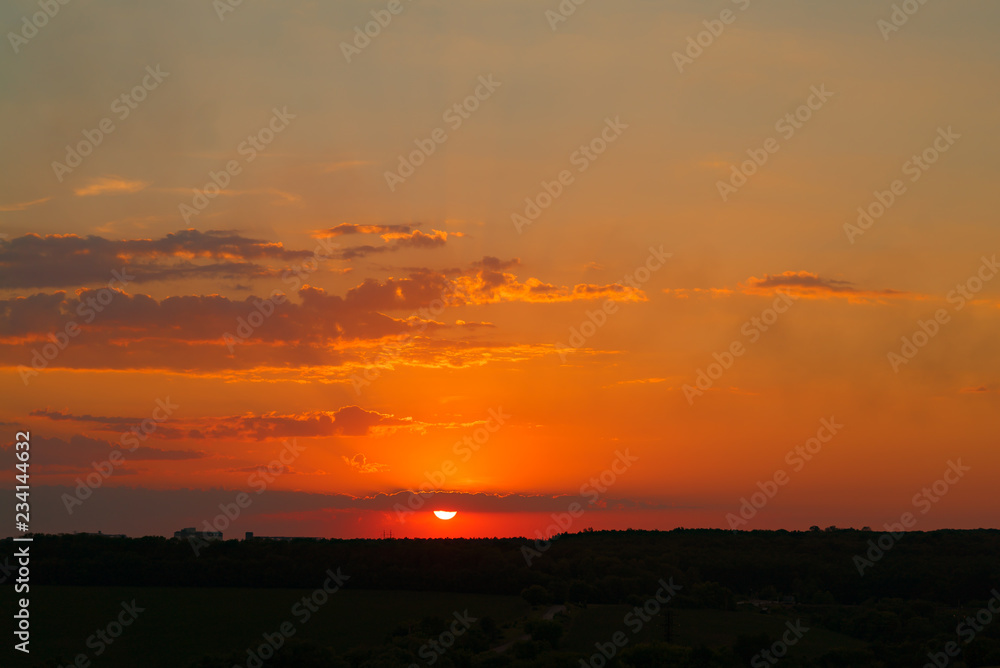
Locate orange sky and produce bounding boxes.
[1,0,998,538]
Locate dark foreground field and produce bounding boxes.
[3,529,1000,667]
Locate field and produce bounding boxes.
[1,586,876,667]
[559,604,866,659]
[2,586,530,667]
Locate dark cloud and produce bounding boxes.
[336,230,457,260]
[23,485,679,538]
[342,453,389,473]
[28,409,188,439]
[0,230,312,288]
[0,257,637,374]
[320,223,417,237]
[742,271,909,302]
[30,406,413,441]
[197,406,412,441]
[1,434,206,473]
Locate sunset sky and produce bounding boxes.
[2,0,998,539]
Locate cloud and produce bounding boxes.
[29,408,188,439]
[741,271,911,303]
[31,406,415,441]
[338,231,461,259]
[32,485,674,517]
[0,229,315,288]
[342,453,389,473]
[664,271,913,304]
[204,406,412,440]
[612,378,669,386]
[0,196,51,212]
[959,386,995,394]
[0,434,206,473]
[0,285,560,376]
[312,224,464,259]
[389,229,461,248]
[23,486,685,537]
[74,176,150,197]
[451,257,646,304]
[319,223,417,237]
[0,257,631,374]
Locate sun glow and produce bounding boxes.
[433,510,457,520]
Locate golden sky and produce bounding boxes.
[1,0,998,538]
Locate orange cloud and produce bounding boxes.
[312,224,462,258]
[32,405,415,441]
[453,257,645,304]
[0,196,51,212]
[342,453,389,473]
[664,272,914,304]
[741,271,912,303]
[0,230,315,288]
[318,223,416,237]
[74,176,149,197]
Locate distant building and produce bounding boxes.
[174,527,222,541]
[243,532,317,541]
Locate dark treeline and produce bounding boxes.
[6,528,999,606]
[6,529,1000,667]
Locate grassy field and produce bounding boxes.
[1,586,873,667]
[674,609,867,657]
[2,586,530,667]
[561,605,866,659]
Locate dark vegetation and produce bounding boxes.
[3,528,999,667]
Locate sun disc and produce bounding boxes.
[433,510,457,520]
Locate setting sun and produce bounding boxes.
[433,511,457,521]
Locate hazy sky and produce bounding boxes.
[2,0,998,538]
